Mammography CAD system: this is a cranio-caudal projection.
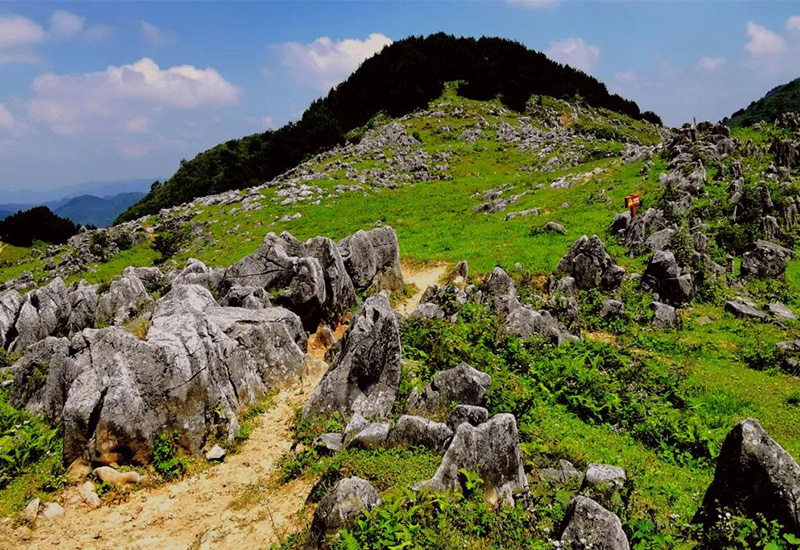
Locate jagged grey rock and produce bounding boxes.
[218,285,271,310]
[347,420,390,450]
[641,250,693,306]
[419,413,527,506]
[446,404,489,430]
[725,298,766,320]
[95,272,154,327]
[223,232,356,329]
[67,282,99,335]
[315,433,344,454]
[600,299,625,319]
[338,226,403,293]
[123,266,164,293]
[694,419,800,533]
[584,464,627,489]
[172,258,224,291]
[553,235,625,291]
[387,415,453,455]
[0,289,23,349]
[741,240,795,279]
[303,293,402,420]
[12,283,307,466]
[768,302,797,322]
[433,363,491,407]
[10,278,71,353]
[651,302,680,329]
[539,459,584,485]
[310,477,381,543]
[560,496,630,550]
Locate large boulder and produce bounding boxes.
[560,496,630,550]
[11,283,307,465]
[338,226,403,292]
[310,477,381,543]
[433,363,491,407]
[387,415,453,455]
[553,235,625,291]
[641,250,693,306]
[10,278,71,353]
[741,240,795,279]
[95,272,154,327]
[303,293,402,420]
[419,413,527,506]
[67,282,99,334]
[694,419,800,533]
[0,289,23,349]
[223,232,356,330]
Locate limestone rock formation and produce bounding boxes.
[303,292,402,420]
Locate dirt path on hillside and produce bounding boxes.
[3,266,449,550]
[5,354,330,550]
[397,263,450,316]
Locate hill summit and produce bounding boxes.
[116,33,660,224]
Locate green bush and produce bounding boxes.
[0,398,63,488]
[152,225,191,263]
[152,432,187,480]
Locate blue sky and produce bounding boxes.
[1,1,800,196]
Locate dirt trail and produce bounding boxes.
[4,265,449,550]
[397,262,450,316]
[6,355,329,550]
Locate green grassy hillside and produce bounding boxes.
[727,76,800,127]
[116,33,659,224]
[2,87,800,547]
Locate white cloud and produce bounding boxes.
[276,33,392,92]
[0,15,44,47]
[787,15,800,32]
[125,116,152,134]
[697,56,726,71]
[545,37,600,73]
[745,22,786,56]
[0,104,13,129]
[50,10,85,38]
[140,21,175,46]
[29,58,241,135]
[49,10,113,42]
[505,0,561,8]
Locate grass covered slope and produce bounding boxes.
[727,76,800,127]
[3,88,800,547]
[116,33,660,223]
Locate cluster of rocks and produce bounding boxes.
[2,226,404,470]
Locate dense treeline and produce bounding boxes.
[726,77,800,127]
[117,33,658,223]
[0,206,79,247]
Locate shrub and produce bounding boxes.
[152,432,187,480]
[152,225,191,263]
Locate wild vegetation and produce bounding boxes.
[2,68,800,549]
[0,206,79,247]
[116,33,660,223]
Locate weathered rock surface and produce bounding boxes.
[11,283,307,465]
[387,415,453,455]
[95,272,154,326]
[446,405,489,430]
[651,302,680,329]
[560,496,630,550]
[584,464,627,489]
[310,477,381,542]
[539,459,584,485]
[553,235,625,291]
[641,250,693,306]
[223,232,356,330]
[303,293,402,420]
[725,298,766,320]
[433,363,491,407]
[694,419,800,533]
[420,413,527,506]
[741,240,795,279]
[0,289,23,349]
[10,278,71,352]
[338,226,404,292]
[67,282,99,335]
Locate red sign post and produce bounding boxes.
[625,193,641,218]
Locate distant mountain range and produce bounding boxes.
[0,178,155,228]
[0,191,145,228]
